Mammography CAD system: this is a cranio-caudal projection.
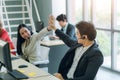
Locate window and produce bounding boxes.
[115,0,120,71]
[67,0,83,24]
[96,30,111,68]
[116,0,120,30]
[67,0,120,72]
[114,32,120,71]
[93,0,111,29]
[93,0,111,68]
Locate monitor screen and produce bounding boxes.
[0,39,12,72]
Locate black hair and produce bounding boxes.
[56,14,67,22]
[17,24,33,55]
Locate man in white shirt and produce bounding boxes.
[49,15,103,80]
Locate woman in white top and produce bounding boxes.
[17,24,51,65]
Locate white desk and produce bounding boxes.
[0,57,60,80]
[11,58,60,80]
[40,40,64,46]
[40,40,69,74]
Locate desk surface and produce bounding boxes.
[11,58,60,80]
[40,40,64,46]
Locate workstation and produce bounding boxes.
[40,40,69,74]
[0,39,59,80]
[0,39,67,80]
[1,58,60,80]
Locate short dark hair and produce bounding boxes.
[17,24,33,55]
[56,14,67,22]
[76,21,96,41]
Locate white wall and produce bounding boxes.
[52,0,66,29]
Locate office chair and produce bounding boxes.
[32,46,50,72]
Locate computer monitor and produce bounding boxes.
[0,39,28,79]
[0,39,12,72]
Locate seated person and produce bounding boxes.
[17,24,51,66]
[50,14,77,41]
[0,20,16,55]
[49,15,103,80]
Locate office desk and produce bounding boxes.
[1,58,60,80]
[40,40,69,74]
[40,40,64,46]
[2,74,60,80]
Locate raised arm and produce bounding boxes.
[48,15,77,47]
[35,27,51,41]
[55,29,77,47]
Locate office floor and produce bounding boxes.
[96,67,120,80]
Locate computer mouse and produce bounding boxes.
[18,65,28,68]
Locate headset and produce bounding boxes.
[78,36,85,39]
[81,36,85,39]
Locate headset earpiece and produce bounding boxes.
[78,36,86,39]
[81,36,85,39]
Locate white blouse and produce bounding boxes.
[21,27,49,64]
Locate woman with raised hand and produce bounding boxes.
[17,24,51,66]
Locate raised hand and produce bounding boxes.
[48,15,57,30]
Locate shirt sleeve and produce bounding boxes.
[35,27,50,41]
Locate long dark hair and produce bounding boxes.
[17,24,33,55]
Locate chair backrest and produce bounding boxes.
[40,45,50,61]
[11,37,17,49]
[32,45,50,65]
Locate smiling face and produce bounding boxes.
[19,27,31,40]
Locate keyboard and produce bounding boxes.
[8,70,29,79]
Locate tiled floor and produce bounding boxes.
[96,67,120,80]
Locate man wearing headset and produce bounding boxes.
[49,15,103,80]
